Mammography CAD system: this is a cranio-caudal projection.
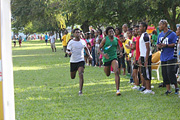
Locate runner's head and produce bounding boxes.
[115,27,122,35]
[64,29,68,34]
[73,28,81,38]
[106,26,115,37]
[158,19,168,31]
[139,22,147,33]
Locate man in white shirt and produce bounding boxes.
[139,22,154,94]
[66,28,92,95]
[49,33,56,52]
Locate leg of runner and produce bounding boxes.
[78,67,84,95]
[104,66,111,76]
[71,71,77,79]
[111,60,121,95]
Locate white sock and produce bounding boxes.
[117,90,120,93]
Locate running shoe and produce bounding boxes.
[79,91,83,96]
[165,90,172,95]
[142,89,155,94]
[175,88,179,95]
[139,86,146,91]
[116,91,121,96]
[132,86,140,90]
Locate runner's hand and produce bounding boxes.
[104,53,109,59]
[88,55,93,61]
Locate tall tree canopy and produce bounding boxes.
[11,0,180,33]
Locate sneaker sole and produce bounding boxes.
[116,93,121,96]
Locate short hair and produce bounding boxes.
[115,27,122,34]
[159,19,168,27]
[123,24,128,27]
[106,26,114,35]
[73,28,80,33]
[140,22,148,30]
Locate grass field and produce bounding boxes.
[13,40,180,120]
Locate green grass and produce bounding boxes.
[13,40,180,120]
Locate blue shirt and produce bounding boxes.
[45,35,49,40]
[157,30,178,61]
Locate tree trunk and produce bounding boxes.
[81,20,89,33]
[169,22,177,32]
[56,31,58,40]
[59,30,62,41]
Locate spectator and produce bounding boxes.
[49,33,56,52]
[18,36,22,47]
[139,22,154,94]
[157,20,179,95]
[62,30,68,57]
[45,33,49,46]
[152,30,158,53]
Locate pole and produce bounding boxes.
[0,0,15,120]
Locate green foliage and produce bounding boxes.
[11,0,180,32]
[11,0,66,33]
[13,40,180,119]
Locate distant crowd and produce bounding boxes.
[12,20,180,96]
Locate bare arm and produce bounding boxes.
[66,49,72,55]
[98,38,106,56]
[145,42,150,67]
[99,38,109,59]
[84,47,92,60]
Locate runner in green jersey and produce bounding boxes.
[99,27,121,96]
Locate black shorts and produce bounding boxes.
[133,60,139,69]
[104,58,117,66]
[45,40,48,43]
[70,61,85,72]
[141,56,152,80]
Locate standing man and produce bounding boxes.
[45,33,49,46]
[62,30,68,57]
[49,33,56,52]
[139,22,154,94]
[66,28,92,95]
[157,20,179,95]
[99,27,121,96]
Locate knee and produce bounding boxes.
[106,73,110,76]
[71,76,75,79]
[79,71,84,76]
[114,69,119,75]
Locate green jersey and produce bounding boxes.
[103,36,118,63]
